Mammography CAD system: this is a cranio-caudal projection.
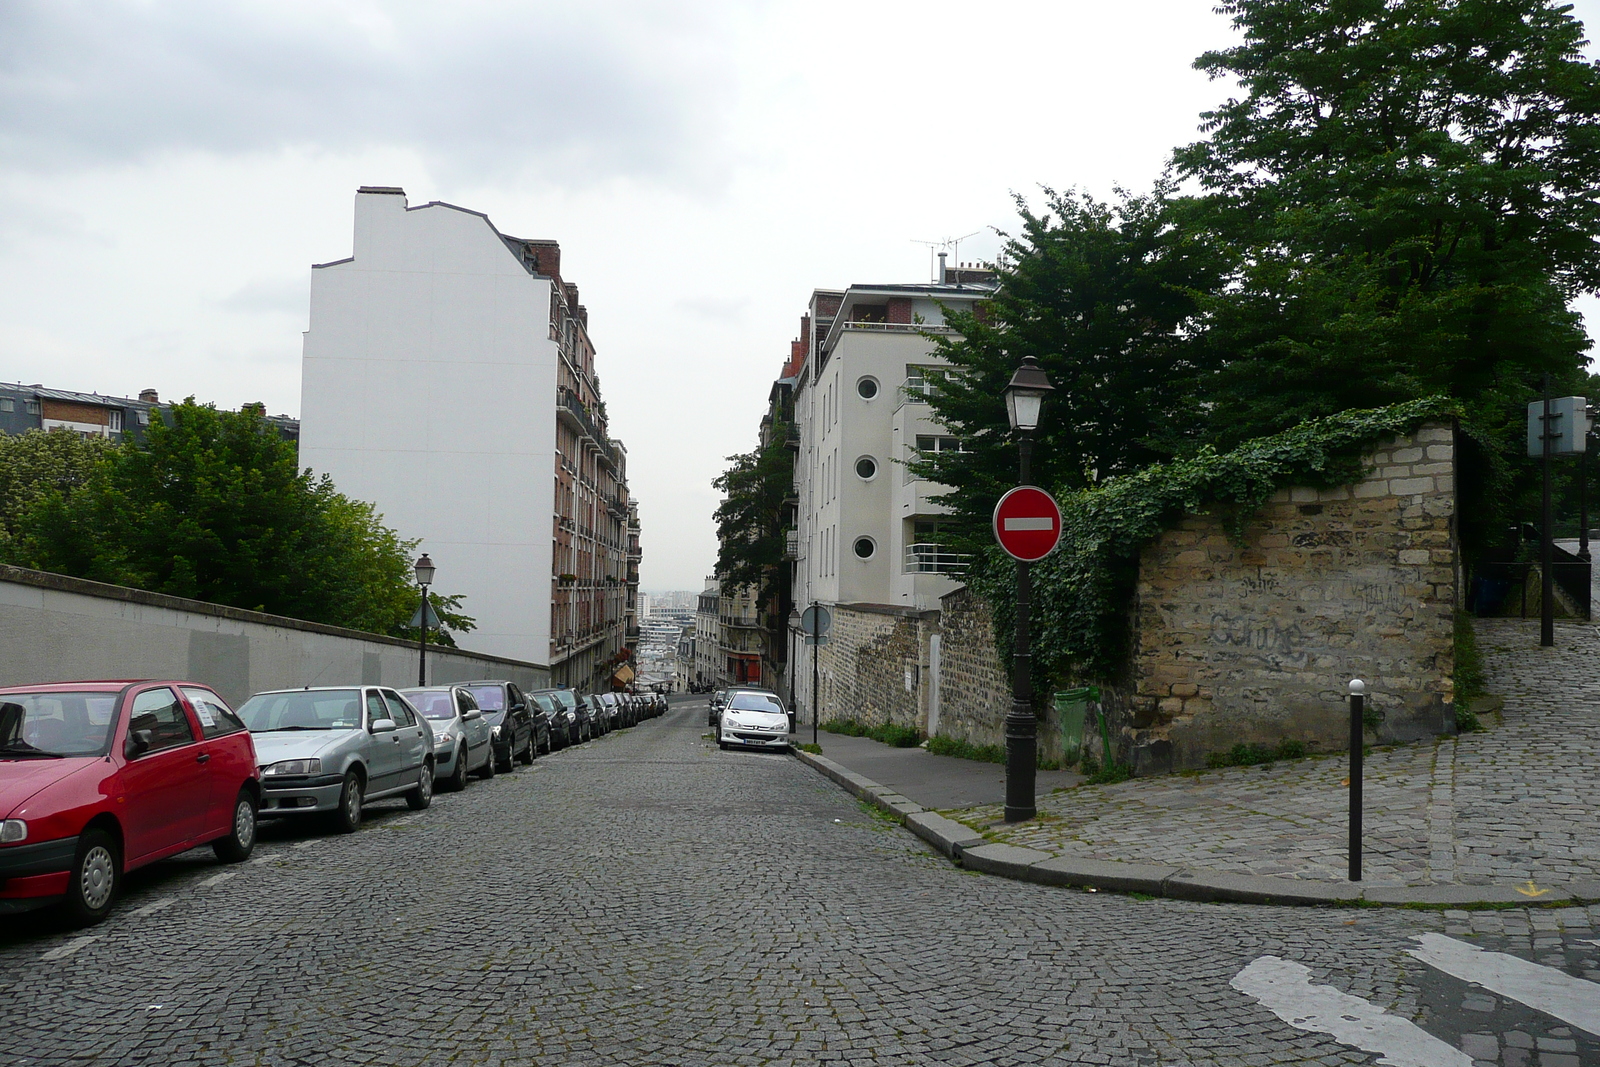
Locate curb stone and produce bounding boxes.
[792,747,1599,909]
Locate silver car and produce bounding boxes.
[717,690,791,752]
[402,686,495,792]
[238,686,434,832]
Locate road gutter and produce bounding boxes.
[792,747,1600,909]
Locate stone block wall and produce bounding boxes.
[1129,422,1456,772]
[810,604,933,730]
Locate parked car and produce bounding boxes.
[587,694,613,735]
[401,686,495,792]
[240,686,433,833]
[532,688,590,746]
[599,692,628,730]
[0,681,261,924]
[651,693,668,717]
[707,689,729,727]
[529,691,569,749]
[460,680,540,771]
[717,690,791,752]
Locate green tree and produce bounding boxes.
[0,429,110,557]
[10,399,473,640]
[910,186,1230,541]
[712,423,794,603]
[1173,0,1600,445]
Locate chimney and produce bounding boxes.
[937,251,947,283]
[139,389,159,403]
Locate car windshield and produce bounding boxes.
[465,686,505,711]
[729,694,784,714]
[0,691,120,757]
[403,690,458,721]
[551,690,577,710]
[239,690,362,732]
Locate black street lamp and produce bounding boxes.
[1003,355,1054,823]
[414,553,436,686]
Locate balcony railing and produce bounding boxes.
[904,543,971,575]
[840,322,954,335]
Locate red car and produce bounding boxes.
[0,680,261,924]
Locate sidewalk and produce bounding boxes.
[798,619,1600,904]
[800,730,1082,810]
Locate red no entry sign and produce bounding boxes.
[993,485,1063,562]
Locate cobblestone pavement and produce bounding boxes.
[2,695,1596,1066]
[945,620,1600,889]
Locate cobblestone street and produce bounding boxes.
[945,620,1600,889]
[4,696,1598,1065]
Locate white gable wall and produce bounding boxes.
[300,189,557,664]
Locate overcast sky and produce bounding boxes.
[4,0,1600,593]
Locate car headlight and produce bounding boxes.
[0,819,26,844]
[263,759,321,777]
[433,731,452,747]
[492,726,502,739]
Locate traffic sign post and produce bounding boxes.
[993,486,1062,822]
[801,603,832,746]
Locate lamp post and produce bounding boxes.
[1003,355,1055,823]
[414,553,436,687]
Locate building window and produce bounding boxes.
[24,400,39,415]
[855,456,877,480]
[914,435,967,453]
[853,536,876,560]
[0,399,11,413]
[856,376,879,400]
[108,409,123,432]
[137,409,150,425]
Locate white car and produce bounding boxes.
[717,690,791,751]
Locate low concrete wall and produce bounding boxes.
[0,565,550,707]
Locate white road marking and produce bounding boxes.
[1408,933,1600,1036]
[198,871,236,888]
[1232,956,1472,1067]
[129,897,175,917]
[40,935,100,961]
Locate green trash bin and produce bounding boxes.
[1054,687,1097,759]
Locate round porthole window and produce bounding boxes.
[853,536,876,560]
[856,376,880,400]
[855,456,877,480]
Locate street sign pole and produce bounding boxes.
[992,478,1063,823]
[800,603,831,746]
[1542,374,1555,647]
[812,606,819,747]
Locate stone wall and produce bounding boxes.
[811,604,933,729]
[1128,422,1457,772]
[0,565,550,707]
[934,587,1091,767]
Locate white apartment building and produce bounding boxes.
[791,277,995,615]
[301,187,632,681]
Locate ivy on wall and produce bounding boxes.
[965,396,1462,687]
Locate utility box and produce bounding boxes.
[1054,687,1096,758]
[1527,396,1589,456]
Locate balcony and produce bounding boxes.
[904,543,971,574]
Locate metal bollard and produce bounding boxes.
[1348,678,1365,882]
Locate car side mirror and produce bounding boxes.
[462,708,482,721]
[371,718,397,733]
[124,729,152,759]
[510,701,525,712]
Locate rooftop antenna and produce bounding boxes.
[911,232,980,282]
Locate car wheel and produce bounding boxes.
[520,734,536,765]
[478,746,496,779]
[63,828,120,926]
[718,740,730,751]
[212,790,258,862]
[496,743,514,774]
[447,745,469,791]
[406,759,434,810]
[332,770,364,833]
